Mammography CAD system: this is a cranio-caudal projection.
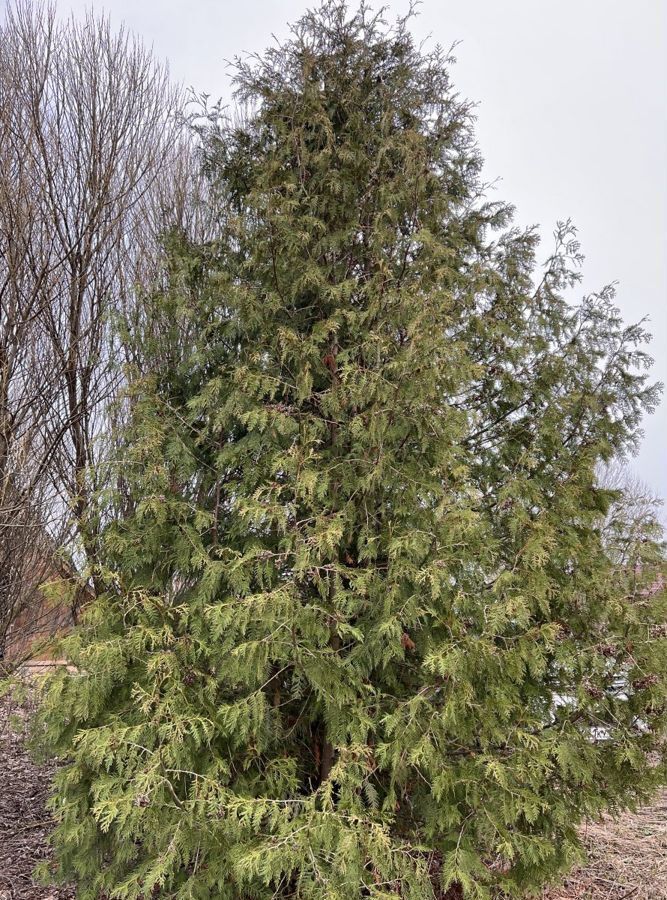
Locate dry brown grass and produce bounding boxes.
[543,791,667,899]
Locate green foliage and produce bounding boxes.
[35,3,666,898]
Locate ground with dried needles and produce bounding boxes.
[542,790,667,899]
[0,690,74,900]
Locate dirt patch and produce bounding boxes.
[0,688,74,900]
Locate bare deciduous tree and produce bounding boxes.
[0,0,195,655]
[599,461,665,570]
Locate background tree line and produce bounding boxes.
[0,0,216,658]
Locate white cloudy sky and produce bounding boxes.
[10,0,667,503]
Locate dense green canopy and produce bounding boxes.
[37,4,666,898]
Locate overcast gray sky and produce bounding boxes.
[17,0,667,503]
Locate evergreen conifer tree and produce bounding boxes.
[37,4,666,898]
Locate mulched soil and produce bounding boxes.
[0,688,74,900]
[1,683,665,900]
